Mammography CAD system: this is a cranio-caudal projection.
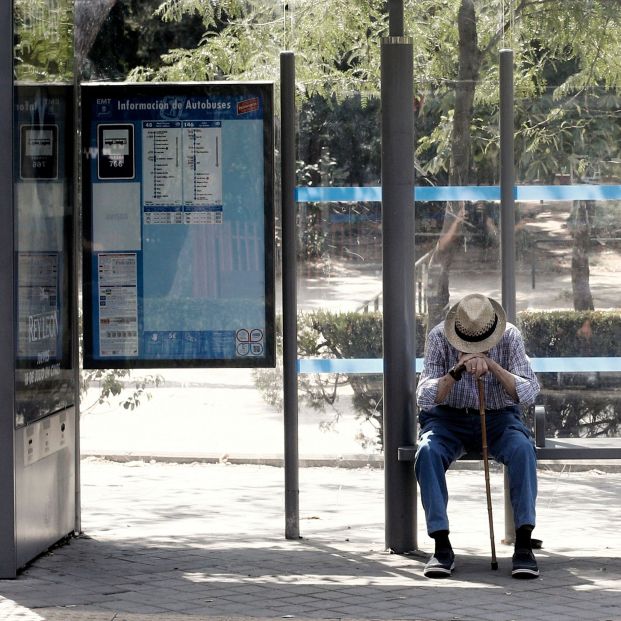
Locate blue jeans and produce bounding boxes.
[414,404,537,535]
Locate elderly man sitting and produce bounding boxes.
[415,293,540,579]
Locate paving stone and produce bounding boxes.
[0,461,620,621]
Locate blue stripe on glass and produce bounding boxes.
[296,186,382,202]
[530,357,621,372]
[517,185,621,201]
[297,357,621,374]
[295,185,621,203]
[298,359,386,374]
[417,186,500,201]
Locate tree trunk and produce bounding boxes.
[571,200,594,310]
[75,0,118,65]
[426,0,480,331]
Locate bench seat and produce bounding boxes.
[398,406,621,462]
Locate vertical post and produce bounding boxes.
[499,48,516,544]
[0,0,16,578]
[387,0,404,37]
[72,83,82,535]
[382,31,417,552]
[500,49,516,322]
[71,5,82,535]
[281,51,299,540]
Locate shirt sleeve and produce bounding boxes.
[506,326,540,405]
[416,327,447,410]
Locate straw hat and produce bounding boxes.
[444,294,507,353]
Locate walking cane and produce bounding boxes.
[478,377,498,570]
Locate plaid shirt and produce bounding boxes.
[416,322,540,411]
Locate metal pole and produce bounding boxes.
[72,82,82,535]
[382,35,417,553]
[0,0,16,579]
[281,51,299,540]
[500,49,516,322]
[388,0,404,37]
[499,48,517,544]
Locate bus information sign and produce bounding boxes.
[81,82,275,368]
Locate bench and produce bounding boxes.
[398,405,621,462]
[397,405,621,543]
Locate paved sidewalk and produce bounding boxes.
[1,458,620,621]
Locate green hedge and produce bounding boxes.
[517,310,621,357]
[299,311,621,447]
[298,310,426,359]
[299,309,621,359]
[254,310,621,448]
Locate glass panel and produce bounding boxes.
[13,2,76,427]
[80,82,275,368]
[78,1,621,451]
[516,88,621,439]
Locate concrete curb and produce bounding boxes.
[81,451,621,471]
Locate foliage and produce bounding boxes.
[516,89,621,183]
[29,2,621,431]
[14,0,74,81]
[301,311,392,450]
[517,310,621,357]
[255,309,621,451]
[128,0,388,97]
[27,1,621,186]
[85,0,205,80]
[254,311,424,451]
[538,389,621,439]
[80,368,164,413]
[95,1,621,206]
[517,311,621,436]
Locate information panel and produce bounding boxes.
[14,84,75,427]
[82,82,275,368]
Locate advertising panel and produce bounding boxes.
[14,84,75,427]
[81,82,275,368]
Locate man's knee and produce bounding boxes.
[504,432,536,466]
[414,443,433,476]
[415,431,453,476]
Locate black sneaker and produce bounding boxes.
[423,549,455,578]
[512,548,539,579]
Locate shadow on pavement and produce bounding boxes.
[1,532,619,621]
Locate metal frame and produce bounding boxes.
[0,0,17,578]
[1,6,79,578]
[381,34,417,553]
[81,81,276,370]
[281,51,299,540]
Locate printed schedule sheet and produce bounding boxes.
[142,120,223,225]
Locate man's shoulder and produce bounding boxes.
[426,322,448,348]
[425,323,451,358]
[428,322,445,338]
[497,323,527,350]
[503,322,523,339]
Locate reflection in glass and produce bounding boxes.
[14,84,75,427]
[14,0,75,429]
[14,0,74,82]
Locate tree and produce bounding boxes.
[127,0,389,96]
[75,0,118,67]
[426,0,481,328]
[14,0,74,81]
[82,0,205,79]
[119,0,621,323]
[422,0,621,325]
[109,0,621,448]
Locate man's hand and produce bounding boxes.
[436,352,488,403]
[457,352,489,379]
[436,350,518,404]
[458,351,519,400]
